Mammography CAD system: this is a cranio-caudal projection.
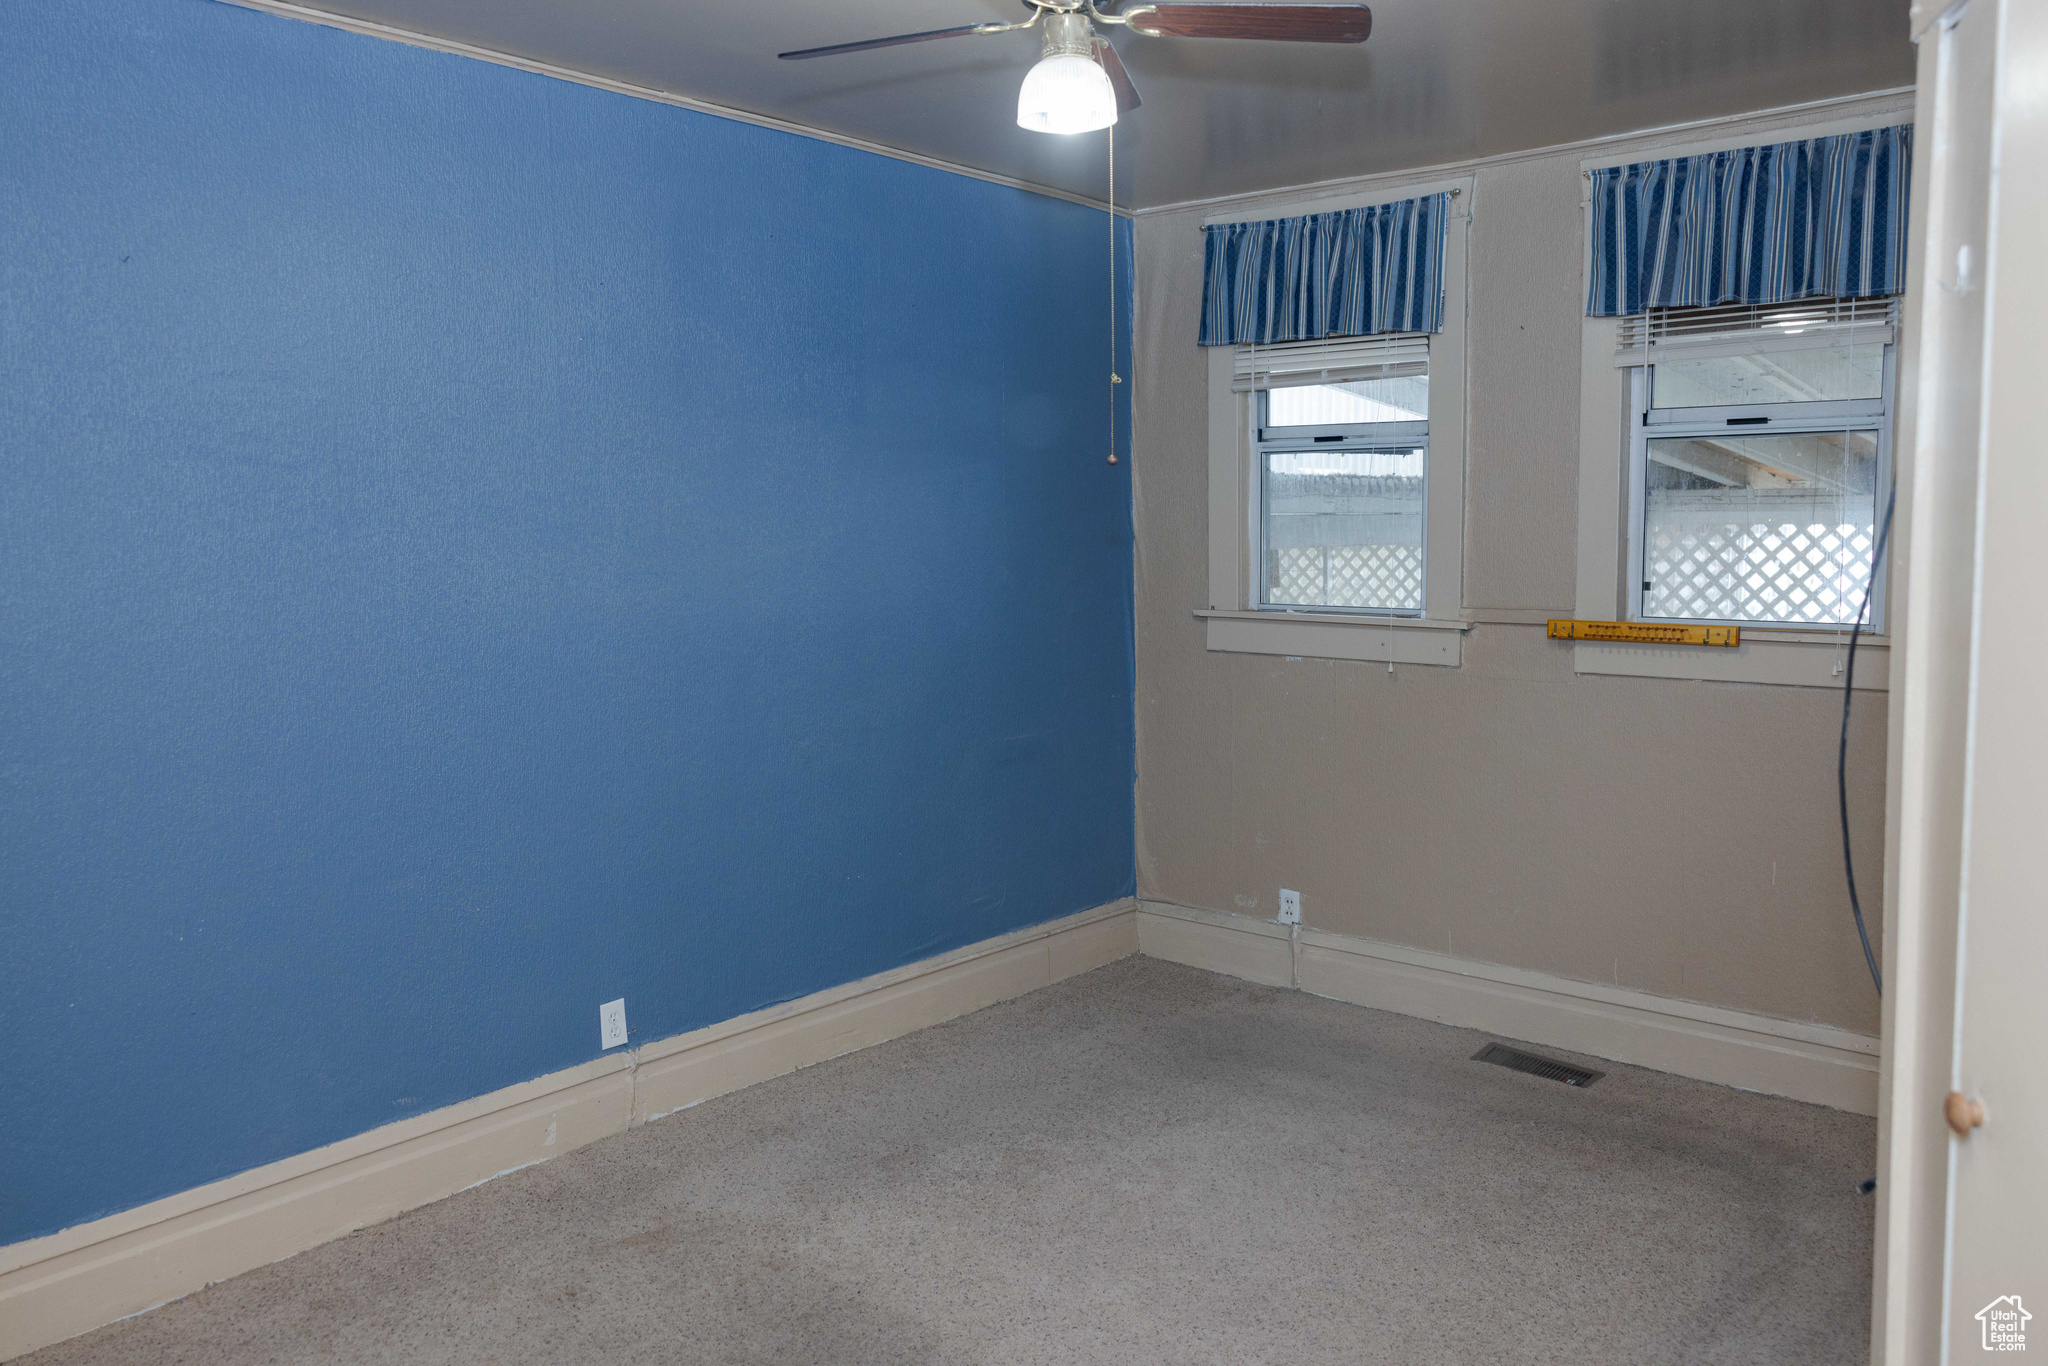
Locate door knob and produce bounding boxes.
[1945,1091,1986,1137]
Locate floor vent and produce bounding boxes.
[1471,1043,1604,1088]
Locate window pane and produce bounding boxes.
[1643,430,1879,624]
[1650,345,1883,408]
[1264,448,1425,611]
[1266,376,1428,427]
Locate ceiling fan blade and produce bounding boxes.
[1095,40,1143,112]
[1131,3,1372,43]
[778,24,988,60]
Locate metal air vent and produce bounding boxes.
[1471,1042,1603,1088]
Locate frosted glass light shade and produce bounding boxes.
[1016,53,1117,134]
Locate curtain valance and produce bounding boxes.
[1199,192,1449,346]
[1586,124,1911,317]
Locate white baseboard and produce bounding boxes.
[1136,900,1879,1115]
[0,900,1138,1361]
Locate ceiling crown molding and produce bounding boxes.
[212,0,1133,216]
[1138,85,1914,218]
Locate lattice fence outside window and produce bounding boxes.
[1268,545,1424,611]
[1645,516,1874,623]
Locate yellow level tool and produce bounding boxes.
[1547,618,1741,647]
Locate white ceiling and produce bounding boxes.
[284,0,1916,209]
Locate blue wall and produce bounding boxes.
[0,0,1134,1244]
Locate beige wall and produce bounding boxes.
[1131,95,1909,1036]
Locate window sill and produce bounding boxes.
[1740,628,1891,647]
[1569,630,1888,691]
[1194,610,1465,666]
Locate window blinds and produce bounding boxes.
[1612,296,1898,366]
[1233,333,1430,392]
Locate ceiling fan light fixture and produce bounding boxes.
[1016,12,1117,135]
[1017,52,1117,134]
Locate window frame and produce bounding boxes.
[1202,174,1472,668]
[1254,388,1431,616]
[1623,342,1897,631]
[1570,107,1911,691]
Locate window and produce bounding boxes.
[1623,299,1895,629]
[1570,112,1912,690]
[1252,337,1430,614]
[1199,176,1470,668]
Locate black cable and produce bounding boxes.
[1839,482,1896,997]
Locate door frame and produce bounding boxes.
[1874,0,2048,1358]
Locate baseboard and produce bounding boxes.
[1135,900,1879,1115]
[0,900,1138,1361]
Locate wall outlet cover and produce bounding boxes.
[599,998,628,1050]
[1277,889,1302,925]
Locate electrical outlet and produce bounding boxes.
[599,998,628,1050]
[1277,888,1301,925]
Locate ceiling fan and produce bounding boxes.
[779,1,1373,134]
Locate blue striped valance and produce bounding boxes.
[1199,193,1449,345]
[1587,124,1911,317]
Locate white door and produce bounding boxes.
[1879,1,2048,1361]
[1939,0,2048,1354]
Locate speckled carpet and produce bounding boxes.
[24,956,1876,1365]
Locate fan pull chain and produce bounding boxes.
[1108,123,1120,466]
